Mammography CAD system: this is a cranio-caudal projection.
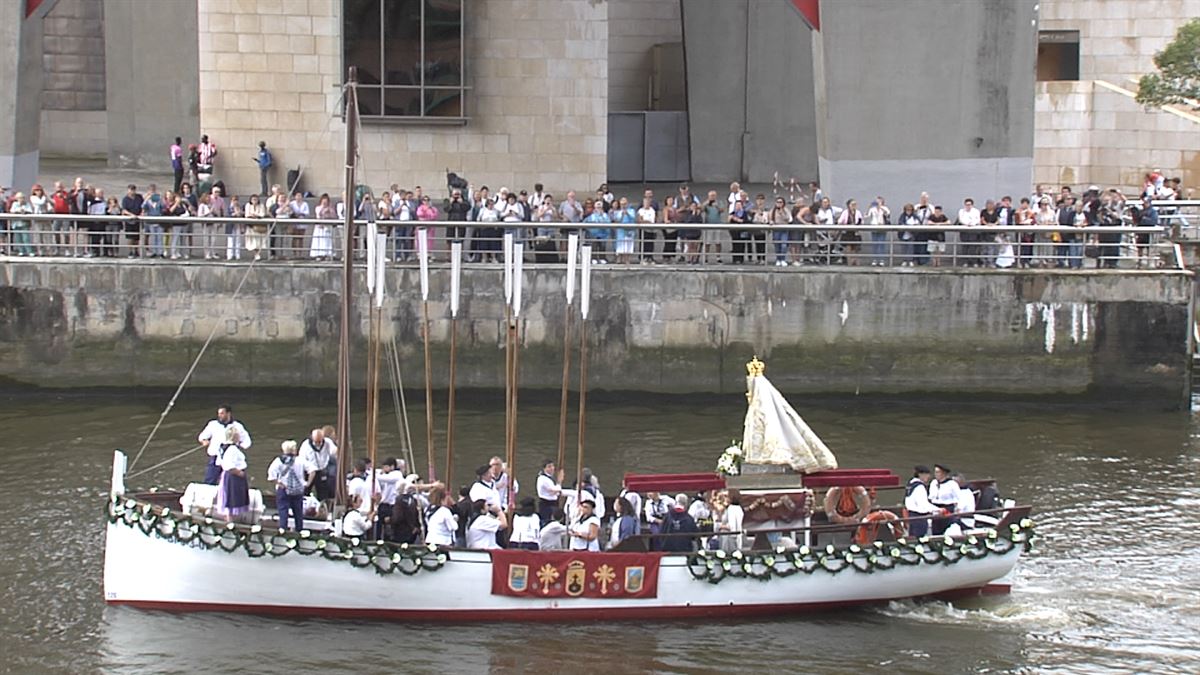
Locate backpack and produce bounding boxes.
[52,192,70,214]
[447,172,468,190]
[392,493,421,543]
[277,455,306,496]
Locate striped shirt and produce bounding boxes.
[198,142,217,165]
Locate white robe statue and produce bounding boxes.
[741,359,838,473]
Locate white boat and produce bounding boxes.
[103,455,1031,620]
[102,71,1034,620]
[102,358,1034,620]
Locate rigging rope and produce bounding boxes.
[126,232,270,472]
[386,333,417,474]
[127,86,355,477]
[126,444,206,480]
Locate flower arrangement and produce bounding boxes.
[716,442,743,476]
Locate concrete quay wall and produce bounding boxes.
[0,262,1192,404]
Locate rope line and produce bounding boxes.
[126,444,206,480]
[127,229,270,472]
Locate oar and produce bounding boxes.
[418,229,436,481]
[575,245,593,505]
[557,233,578,473]
[445,242,462,491]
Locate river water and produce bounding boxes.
[3,388,1199,674]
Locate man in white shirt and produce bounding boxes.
[346,459,375,516]
[953,473,977,529]
[956,198,983,267]
[299,428,335,502]
[904,465,937,538]
[466,500,508,549]
[489,456,519,509]
[374,457,410,540]
[535,459,563,525]
[469,464,501,511]
[198,404,251,485]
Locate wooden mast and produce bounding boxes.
[335,67,358,508]
[556,233,578,472]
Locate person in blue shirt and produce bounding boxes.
[583,200,612,263]
[255,141,273,197]
[614,196,637,264]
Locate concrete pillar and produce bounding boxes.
[814,0,1038,207]
[104,0,199,168]
[0,2,49,191]
[682,0,818,183]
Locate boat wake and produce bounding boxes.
[874,598,1075,630]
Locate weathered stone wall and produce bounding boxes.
[1034,80,1200,191]
[196,0,608,198]
[41,0,106,112]
[0,261,1191,405]
[1033,0,1200,192]
[1039,0,1200,83]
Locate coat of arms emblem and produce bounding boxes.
[507,564,529,593]
[624,566,645,594]
[565,560,587,596]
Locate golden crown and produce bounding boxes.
[746,356,765,377]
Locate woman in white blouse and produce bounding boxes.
[214,426,250,521]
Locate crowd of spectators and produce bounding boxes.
[0,134,1186,269]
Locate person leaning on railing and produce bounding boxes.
[243,194,268,261]
[1132,195,1160,269]
[311,193,335,261]
[533,193,560,263]
[583,200,612,264]
[141,185,166,259]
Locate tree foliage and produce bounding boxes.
[1136,19,1200,108]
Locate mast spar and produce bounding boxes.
[335,67,358,509]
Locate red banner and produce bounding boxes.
[490,550,661,599]
[791,0,820,31]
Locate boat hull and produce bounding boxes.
[104,520,1022,621]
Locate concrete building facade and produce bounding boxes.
[6,0,1198,200]
[1034,0,1200,191]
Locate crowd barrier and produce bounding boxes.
[0,213,1176,270]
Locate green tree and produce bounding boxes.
[1136,19,1200,108]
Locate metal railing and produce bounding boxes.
[1152,199,1200,240]
[0,212,1175,270]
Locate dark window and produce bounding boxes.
[1037,30,1080,81]
[343,0,465,120]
